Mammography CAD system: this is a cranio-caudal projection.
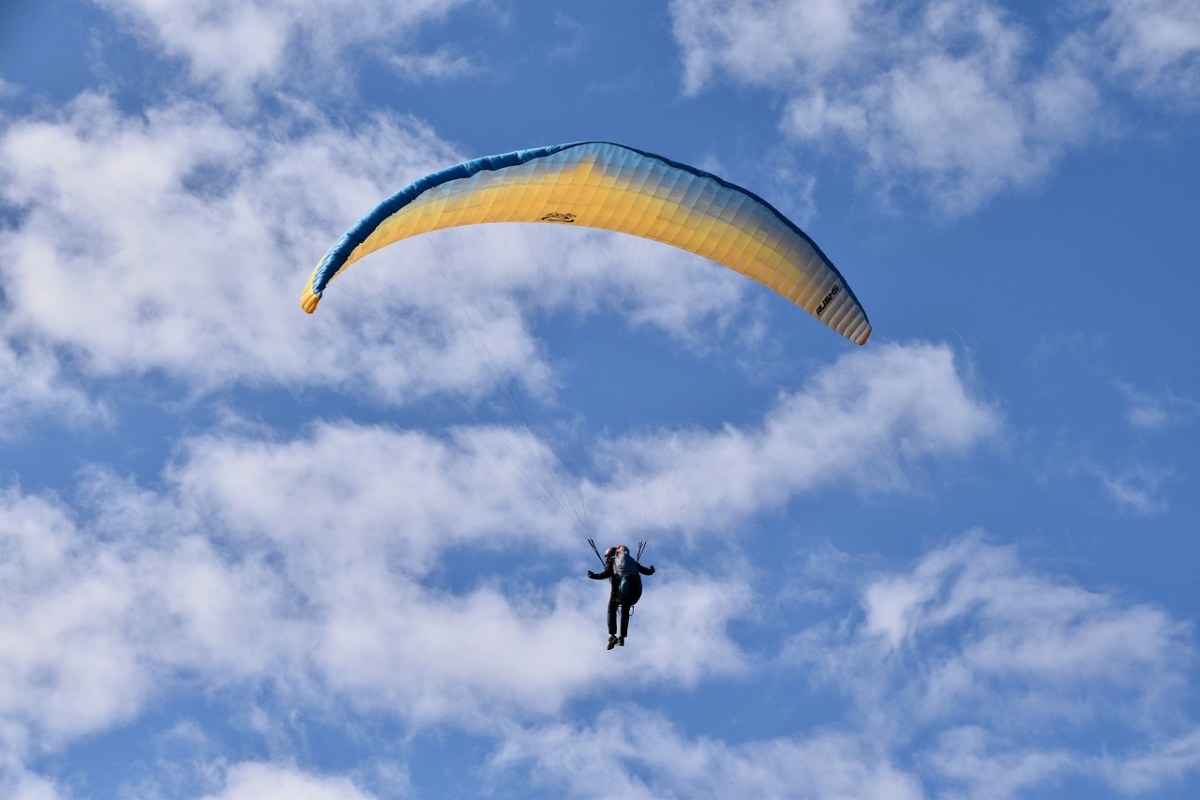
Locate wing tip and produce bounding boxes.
[301,285,321,314]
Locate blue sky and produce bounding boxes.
[1,1,1198,798]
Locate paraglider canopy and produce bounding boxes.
[302,141,871,345]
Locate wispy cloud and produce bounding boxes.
[389,48,476,83]
[1038,439,1177,516]
[1096,461,1175,513]
[1119,381,1200,431]
[1024,339,1190,514]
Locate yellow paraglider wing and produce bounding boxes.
[302,142,870,344]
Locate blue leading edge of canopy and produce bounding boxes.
[310,141,866,322]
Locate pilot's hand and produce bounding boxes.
[587,570,598,579]
[647,565,656,575]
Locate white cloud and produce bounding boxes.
[0,416,755,784]
[0,338,990,783]
[198,761,377,800]
[586,342,999,539]
[790,531,1200,796]
[0,94,459,398]
[1092,0,1200,102]
[672,0,872,95]
[0,95,747,417]
[4,454,1197,796]
[486,531,1200,799]
[93,0,479,103]
[160,420,752,720]
[924,726,1075,799]
[1099,728,1200,795]
[499,532,1200,800]
[0,768,62,800]
[170,422,570,561]
[668,0,1200,213]
[0,487,157,747]
[490,707,924,800]
[0,340,108,436]
[861,534,1187,707]
[795,43,1098,213]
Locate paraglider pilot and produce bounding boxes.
[588,544,655,650]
